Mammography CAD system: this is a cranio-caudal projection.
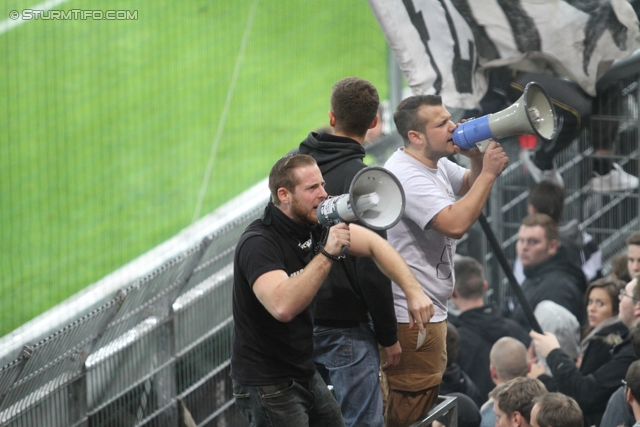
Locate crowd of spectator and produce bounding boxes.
[440,220,640,427]
[231,74,640,427]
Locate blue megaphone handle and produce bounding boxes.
[452,116,493,150]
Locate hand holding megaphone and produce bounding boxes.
[481,140,510,178]
[316,166,406,256]
[452,82,557,152]
[322,222,351,258]
[316,166,406,230]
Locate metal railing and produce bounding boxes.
[0,185,269,426]
[411,395,458,427]
[484,56,640,307]
[0,51,637,427]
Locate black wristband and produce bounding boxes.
[317,244,344,261]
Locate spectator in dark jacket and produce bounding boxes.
[513,181,602,286]
[579,278,628,374]
[600,288,640,427]
[511,214,587,328]
[440,322,484,408]
[532,278,627,379]
[450,256,530,399]
[529,275,640,426]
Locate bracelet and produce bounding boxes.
[317,245,345,261]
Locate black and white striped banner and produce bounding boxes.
[368,0,640,109]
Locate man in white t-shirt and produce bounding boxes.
[382,94,509,427]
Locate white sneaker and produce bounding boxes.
[589,163,639,193]
[519,150,564,187]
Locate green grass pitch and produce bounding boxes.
[0,0,389,337]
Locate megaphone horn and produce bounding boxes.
[316,166,405,231]
[453,81,557,151]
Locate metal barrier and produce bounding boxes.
[0,190,267,426]
[0,52,637,427]
[411,395,458,427]
[485,53,640,307]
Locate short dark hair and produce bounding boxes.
[610,254,632,283]
[626,359,640,402]
[528,181,565,223]
[454,256,485,299]
[532,393,582,427]
[489,377,547,424]
[626,231,640,247]
[330,77,379,136]
[393,95,443,146]
[520,213,559,243]
[585,277,624,316]
[268,154,317,205]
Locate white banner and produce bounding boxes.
[368,0,640,109]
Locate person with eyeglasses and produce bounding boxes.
[622,288,640,302]
[529,275,640,426]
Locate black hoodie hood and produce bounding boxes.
[456,304,531,347]
[523,245,588,293]
[299,132,365,176]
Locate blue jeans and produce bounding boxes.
[313,323,384,427]
[232,370,344,427]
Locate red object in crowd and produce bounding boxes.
[518,134,538,150]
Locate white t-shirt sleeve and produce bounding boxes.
[440,158,466,195]
[401,158,466,230]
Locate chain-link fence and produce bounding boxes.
[0,189,268,426]
[0,49,637,427]
[480,53,640,308]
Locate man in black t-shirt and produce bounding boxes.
[231,154,431,427]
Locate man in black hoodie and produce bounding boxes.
[297,77,433,427]
[511,213,586,328]
[450,256,530,400]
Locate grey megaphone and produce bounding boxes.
[316,166,405,231]
[453,82,557,152]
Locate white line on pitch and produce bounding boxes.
[191,0,260,223]
[0,0,70,35]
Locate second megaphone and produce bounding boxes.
[316,166,405,231]
[452,82,557,151]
